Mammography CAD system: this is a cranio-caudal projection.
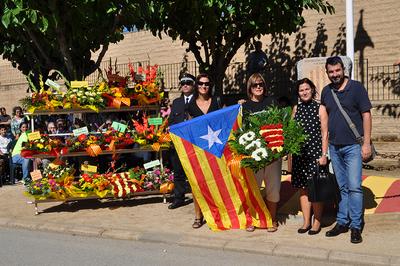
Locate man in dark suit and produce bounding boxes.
[168,73,195,209]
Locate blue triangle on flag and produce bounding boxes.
[169,104,240,158]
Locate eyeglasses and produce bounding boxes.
[252,82,264,88]
[180,80,194,86]
[197,81,210,87]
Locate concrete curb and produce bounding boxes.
[328,250,392,266]
[1,219,398,266]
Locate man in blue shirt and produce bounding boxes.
[320,56,372,244]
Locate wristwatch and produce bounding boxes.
[321,152,328,157]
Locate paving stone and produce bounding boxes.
[6,219,41,230]
[65,226,104,237]
[273,244,329,260]
[102,229,140,241]
[329,250,391,266]
[36,222,69,233]
[178,236,228,250]
[390,256,400,266]
[0,217,10,226]
[138,231,182,244]
[224,240,275,255]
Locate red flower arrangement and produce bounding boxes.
[127,63,163,105]
[132,115,170,150]
[21,135,67,158]
[259,124,284,152]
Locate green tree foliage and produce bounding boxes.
[140,0,334,95]
[0,0,142,88]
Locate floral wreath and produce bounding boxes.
[229,106,307,171]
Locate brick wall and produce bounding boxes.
[1,0,399,137]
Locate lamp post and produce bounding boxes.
[346,0,354,78]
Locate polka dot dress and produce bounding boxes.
[292,100,322,189]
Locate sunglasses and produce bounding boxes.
[180,80,194,86]
[198,81,210,86]
[252,82,264,88]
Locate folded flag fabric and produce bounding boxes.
[169,104,272,231]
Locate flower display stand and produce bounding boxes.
[27,190,169,215]
[24,105,172,215]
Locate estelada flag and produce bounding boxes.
[169,104,272,231]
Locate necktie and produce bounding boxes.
[184,97,189,121]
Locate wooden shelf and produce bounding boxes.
[31,147,167,159]
[27,190,170,215]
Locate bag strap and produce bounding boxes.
[330,87,363,142]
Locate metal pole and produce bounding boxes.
[346,0,355,78]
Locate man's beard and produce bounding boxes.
[330,76,344,86]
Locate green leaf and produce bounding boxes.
[29,10,37,24]
[40,17,48,32]
[107,7,117,14]
[2,11,12,28]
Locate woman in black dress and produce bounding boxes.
[292,78,328,235]
[187,73,222,228]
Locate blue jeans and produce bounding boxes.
[12,155,31,181]
[329,144,363,229]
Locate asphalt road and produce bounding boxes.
[0,227,344,266]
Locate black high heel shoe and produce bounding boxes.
[297,225,312,234]
[308,227,321,235]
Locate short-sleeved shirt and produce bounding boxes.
[241,97,276,113]
[0,135,11,154]
[0,115,11,123]
[12,132,27,157]
[320,79,372,145]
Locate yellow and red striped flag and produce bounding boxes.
[169,104,272,231]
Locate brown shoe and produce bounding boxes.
[267,222,278,233]
[192,218,204,229]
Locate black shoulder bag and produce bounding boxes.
[308,161,339,203]
[330,89,376,163]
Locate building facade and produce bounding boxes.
[1,0,399,112]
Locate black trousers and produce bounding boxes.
[169,148,189,202]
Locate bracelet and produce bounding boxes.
[321,152,328,157]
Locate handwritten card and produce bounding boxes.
[27,131,41,141]
[71,81,89,88]
[148,117,163,126]
[30,170,43,181]
[80,164,97,173]
[111,121,127,133]
[73,126,89,136]
[144,159,161,170]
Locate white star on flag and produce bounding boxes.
[200,126,223,149]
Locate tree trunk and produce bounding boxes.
[209,57,228,97]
